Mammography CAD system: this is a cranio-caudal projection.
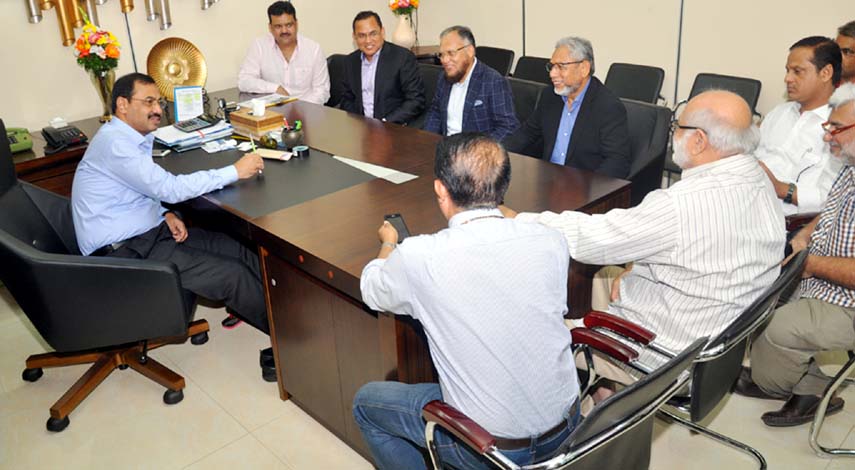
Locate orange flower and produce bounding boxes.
[105,44,120,59]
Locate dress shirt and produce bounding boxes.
[755,101,841,215]
[238,33,330,105]
[549,79,590,165]
[446,58,477,136]
[518,154,786,351]
[361,47,381,118]
[71,118,238,256]
[361,208,579,438]
[801,165,855,308]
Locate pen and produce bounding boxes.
[249,136,262,175]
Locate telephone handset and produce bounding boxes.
[42,125,87,154]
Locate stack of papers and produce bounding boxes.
[154,120,234,152]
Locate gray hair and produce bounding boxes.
[829,83,855,110]
[440,25,476,47]
[555,36,595,75]
[684,107,761,156]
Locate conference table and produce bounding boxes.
[14,89,630,459]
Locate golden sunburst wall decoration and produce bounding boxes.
[146,37,207,101]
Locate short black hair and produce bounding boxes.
[790,36,843,87]
[353,11,382,31]
[434,133,510,209]
[839,20,855,39]
[111,73,156,114]
[440,25,477,48]
[268,1,296,23]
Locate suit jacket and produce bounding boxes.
[339,42,425,125]
[504,77,630,179]
[423,60,519,141]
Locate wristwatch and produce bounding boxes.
[783,183,796,204]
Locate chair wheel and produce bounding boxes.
[190,331,209,345]
[22,368,43,382]
[163,388,184,405]
[46,416,70,432]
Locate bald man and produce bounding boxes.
[504,90,786,354]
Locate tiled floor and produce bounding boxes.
[0,285,852,469]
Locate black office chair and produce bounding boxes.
[577,250,809,470]
[422,337,707,470]
[509,77,547,126]
[604,63,666,105]
[621,98,672,206]
[412,63,444,129]
[0,119,209,432]
[326,53,348,108]
[512,56,551,85]
[476,46,515,76]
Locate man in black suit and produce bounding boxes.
[504,37,631,179]
[339,11,425,125]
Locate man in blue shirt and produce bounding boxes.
[71,73,275,381]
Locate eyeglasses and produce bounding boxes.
[355,30,380,41]
[435,44,470,61]
[129,97,160,107]
[545,60,583,72]
[822,121,855,136]
[670,120,705,134]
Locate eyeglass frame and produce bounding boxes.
[669,119,706,135]
[544,60,584,73]
[128,96,161,107]
[434,44,472,61]
[822,120,855,136]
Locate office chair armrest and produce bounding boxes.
[583,311,656,345]
[786,212,819,233]
[571,327,639,363]
[423,400,496,454]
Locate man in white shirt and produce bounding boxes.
[354,133,579,470]
[838,21,855,84]
[237,1,330,105]
[755,36,843,215]
[505,90,786,355]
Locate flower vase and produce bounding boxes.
[89,69,116,122]
[391,14,416,49]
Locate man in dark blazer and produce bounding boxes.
[423,26,519,141]
[339,11,425,125]
[504,37,630,179]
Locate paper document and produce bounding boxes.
[333,156,418,184]
[255,149,293,161]
[237,93,294,109]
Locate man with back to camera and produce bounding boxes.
[238,1,330,105]
[422,26,519,140]
[755,36,843,215]
[736,83,855,427]
[354,133,580,469]
[339,11,425,125]
[503,36,631,179]
[837,21,855,84]
[71,72,277,382]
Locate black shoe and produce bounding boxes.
[261,364,277,382]
[260,347,274,368]
[221,314,242,329]
[761,394,845,427]
[733,367,785,400]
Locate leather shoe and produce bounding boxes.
[761,394,845,427]
[733,367,784,400]
[260,348,277,382]
[221,314,242,329]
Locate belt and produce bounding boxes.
[91,239,128,256]
[493,399,580,450]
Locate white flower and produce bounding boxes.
[90,45,106,59]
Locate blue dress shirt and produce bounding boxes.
[361,46,381,118]
[549,79,591,165]
[71,118,238,255]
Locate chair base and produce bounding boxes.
[809,354,855,457]
[23,319,209,432]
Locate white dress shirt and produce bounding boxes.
[755,101,842,215]
[361,208,579,438]
[238,33,330,105]
[446,58,477,136]
[518,154,786,352]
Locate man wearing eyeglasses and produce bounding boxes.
[422,26,519,141]
[71,73,274,382]
[504,37,630,179]
[738,83,855,427]
[338,11,425,125]
[838,21,855,84]
[755,36,843,216]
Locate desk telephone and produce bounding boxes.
[7,127,33,153]
[42,125,87,153]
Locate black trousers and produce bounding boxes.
[106,222,269,334]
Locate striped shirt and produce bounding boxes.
[801,165,855,308]
[518,154,786,351]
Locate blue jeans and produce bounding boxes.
[353,382,581,470]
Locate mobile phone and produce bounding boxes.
[384,213,411,242]
[152,148,171,158]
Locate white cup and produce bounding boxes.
[251,99,265,117]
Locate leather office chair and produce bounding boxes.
[576,250,809,470]
[326,53,348,108]
[412,63,444,129]
[0,119,209,432]
[621,98,672,206]
[512,56,551,85]
[422,337,707,470]
[476,46,515,76]
[508,77,547,126]
[604,63,666,105]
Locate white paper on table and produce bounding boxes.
[332,156,418,184]
[237,93,291,109]
[173,86,204,122]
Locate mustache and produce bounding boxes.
[148,112,161,120]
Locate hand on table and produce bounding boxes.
[234,153,264,179]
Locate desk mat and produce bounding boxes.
[158,147,376,219]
